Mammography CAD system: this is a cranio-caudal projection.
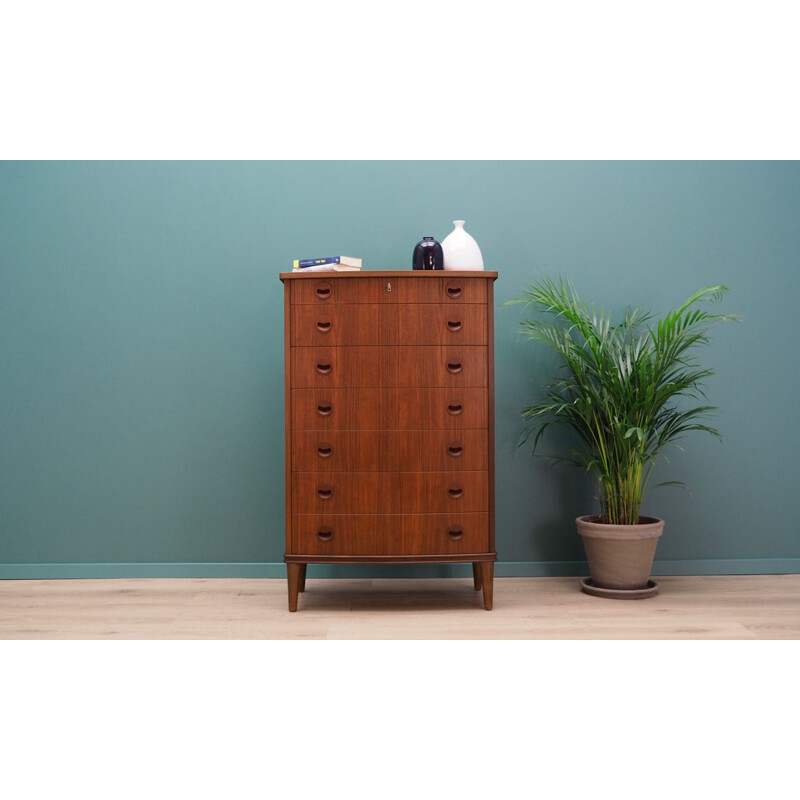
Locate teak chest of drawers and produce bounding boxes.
[280,270,497,610]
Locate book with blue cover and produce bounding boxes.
[292,255,362,269]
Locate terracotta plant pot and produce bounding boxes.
[576,515,664,593]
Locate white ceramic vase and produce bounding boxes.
[441,220,484,271]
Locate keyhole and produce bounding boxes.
[386,282,392,293]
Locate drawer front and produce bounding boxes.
[292,472,379,514]
[292,388,381,430]
[291,304,379,346]
[382,346,487,388]
[293,431,381,472]
[377,277,439,303]
[381,388,487,430]
[375,277,488,304]
[291,277,380,305]
[380,304,487,345]
[292,346,487,388]
[378,471,488,513]
[380,430,488,471]
[291,346,381,388]
[293,512,489,555]
[440,277,487,304]
[291,472,487,514]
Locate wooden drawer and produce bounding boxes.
[380,304,487,345]
[292,471,489,514]
[292,387,486,430]
[380,430,488,471]
[293,513,489,555]
[292,388,380,430]
[292,346,487,388]
[375,277,488,304]
[292,431,381,472]
[382,346,487,387]
[289,275,489,305]
[378,471,488,513]
[439,277,487,304]
[291,304,379,346]
[291,346,381,388]
[292,304,487,346]
[293,430,488,472]
[381,388,487,429]
[291,277,380,305]
[292,472,379,514]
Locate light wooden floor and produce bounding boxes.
[1,574,798,639]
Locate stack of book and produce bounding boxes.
[292,256,362,272]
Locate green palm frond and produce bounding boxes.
[506,279,738,524]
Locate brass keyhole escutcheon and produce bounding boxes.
[386,282,392,293]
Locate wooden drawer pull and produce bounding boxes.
[316,403,333,416]
[317,485,333,500]
[315,284,332,300]
[317,443,333,458]
[447,527,463,540]
[448,487,464,499]
[316,321,332,333]
[446,320,462,332]
[446,361,463,374]
[446,283,463,299]
[317,527,333,541]
[447,403,463,416]
[316,362,332,374]
[448,444,463,457]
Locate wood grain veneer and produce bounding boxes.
[291,471,489,514]
[291,346,488,388]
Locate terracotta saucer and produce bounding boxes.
[580,577,659,599]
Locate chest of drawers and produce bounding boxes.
[280,271,497,610]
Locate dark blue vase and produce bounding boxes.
[412,236,444,270]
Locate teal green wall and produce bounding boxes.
[2,161,799,578]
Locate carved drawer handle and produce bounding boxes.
[448,487,464,499]
[446,283,463,299]
[447,527,464,540]
[317,443,333,458]
[316,362,332,374]
[317,403,333,416]
[446,361,463,374]
[315,283,332,300]
[316,321,332,332]
[317,527,333,541]
[317,485,333,500]
[446,320,462,332]
[448,444,463,457]
[447,403,463,416]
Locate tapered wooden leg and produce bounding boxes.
[472,562,482,591]
[287,563,303,612]
[298,563,307,593]
[478,562,494,610]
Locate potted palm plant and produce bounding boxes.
[508,278,737,598]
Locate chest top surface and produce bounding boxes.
[280,270,498,281]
